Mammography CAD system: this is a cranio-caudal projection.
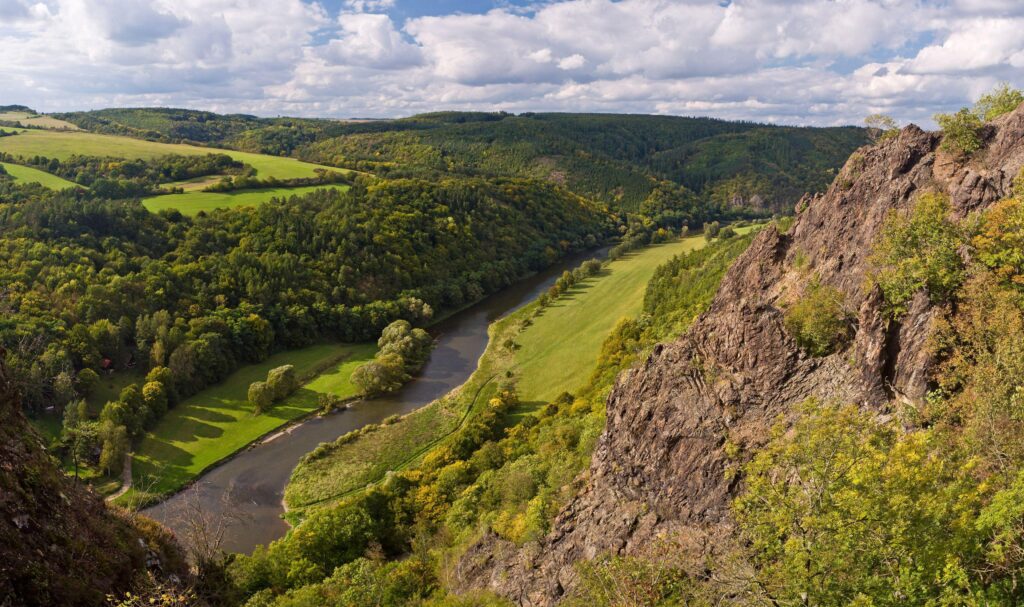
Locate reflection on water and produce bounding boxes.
[143,248,605,555]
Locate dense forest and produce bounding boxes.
[54,108,867,213]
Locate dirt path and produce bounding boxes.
[105,454,132,501]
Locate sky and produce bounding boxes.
[1,0,1023,127]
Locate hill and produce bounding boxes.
[297,112,867,212]
[53,108,868,212]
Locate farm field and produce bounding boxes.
[0,128,343,179]
[283,235,719,515]
[0,111,79,130]
[121,341,376,507]
[1,161,79,189]
[143,184,350,215]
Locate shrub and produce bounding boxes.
[865,113,899,141]
[784,279,850,356]
[973,197,1024,289]
[248,380,274,413]
[974,83,1024,122]
[267,364,298,400]
[935,108,983,156]
[868,192,965,315]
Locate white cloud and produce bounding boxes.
[2,0,1024,127]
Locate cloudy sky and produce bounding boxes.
[1,0,1023,126]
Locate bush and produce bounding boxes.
[267,365,298,400]
[973,197,1024,288]
[974,83,1024,122]
[248,380,274,413]
[868,192,965,315]
[935,108,983,156]
[783,279,850,356]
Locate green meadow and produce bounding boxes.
[1,161,79,189]
[121,342,376,507]
[0,128,339,179]
[143,184,350,215]
[513,236,707,402]
[0,111,79,130]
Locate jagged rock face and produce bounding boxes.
[457,106,1024,605]
[0,361,186,606]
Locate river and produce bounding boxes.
[143,248,604,555]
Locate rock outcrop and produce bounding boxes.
[457,106,1024,605]
[0,359,186,606]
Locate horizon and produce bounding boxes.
[3,0,1024,129]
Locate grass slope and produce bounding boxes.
[284,236,708,515]
[122,342,375,507]
[1,161,79,189]
[143,184,349,215]
[0,129,343,179]
[0,111,79,130]
[514,236,706,403]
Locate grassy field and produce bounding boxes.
[1,161,79,189]
[143,184,349,215]
[0,111,79,130]
[284,236,710,516]
[0,129,343,179]
[514,236,707,403]
[121,342,376,507]
[285,401,462,510]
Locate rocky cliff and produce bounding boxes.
[0,359,186,606]
[457,106,1024,605]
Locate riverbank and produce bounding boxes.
[283,235,708,518]
[117,342,376,508]
[140,246,606,554]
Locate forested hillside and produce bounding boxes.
[55,108,867,213]
[0,173,609,486]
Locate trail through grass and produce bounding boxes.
[143,184,349,215]
[121,342,375,507]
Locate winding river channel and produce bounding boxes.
[143,248,604,555]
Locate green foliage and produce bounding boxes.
[865,113,899,141]
[248,380,274,413]
[868,192,965,315]
[267,365,298,401]
[973,196,1024,289]
[783,278,850,356]
[974,83,1024,122]
[935,108,984,156]
[734,401,986,606]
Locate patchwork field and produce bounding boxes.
[121,342,376,507]
[1,161,79,189]
[143,184,350,215]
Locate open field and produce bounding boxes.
[0,128,343,179]
[285,401,462,509]
[283,236,715,515]
[1,161,80,189]
[0,111,79,130]
[120,342,376,507]
[514,236,707,403]
[143,184,349,215]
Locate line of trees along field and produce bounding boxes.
[0,173,610,475]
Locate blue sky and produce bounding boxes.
[2,0,1024,127]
